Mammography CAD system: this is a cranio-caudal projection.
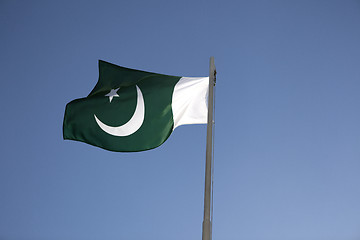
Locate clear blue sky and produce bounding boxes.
[1,1,360,239]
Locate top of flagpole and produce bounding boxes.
[210,56,216,86]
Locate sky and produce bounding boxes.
[1,0,360,239]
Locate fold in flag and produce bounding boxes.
[63,60,209,152]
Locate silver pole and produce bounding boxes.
[202,56,216,240]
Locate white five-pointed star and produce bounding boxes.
[105,88,120,102]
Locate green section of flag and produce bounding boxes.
[63,60,181,152]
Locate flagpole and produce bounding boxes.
[202,56,216,240]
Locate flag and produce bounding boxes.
[63,60,209,152]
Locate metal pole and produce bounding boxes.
[202,56,215,240]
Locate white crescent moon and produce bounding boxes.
[94,85,145,137]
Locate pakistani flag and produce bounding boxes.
[63,60,209,152]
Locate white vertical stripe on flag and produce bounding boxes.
[172,77,209,130]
